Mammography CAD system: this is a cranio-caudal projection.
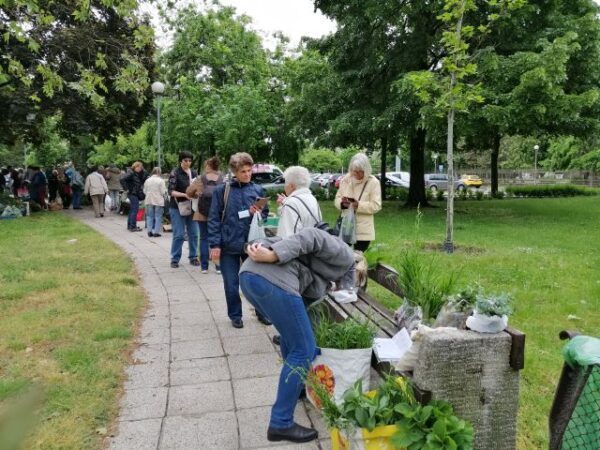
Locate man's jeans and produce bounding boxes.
[109,190,120,211]
[146,205,164,235]
[127,194,140,229]
[72,188,82,209]
[199,221,220,271]
[169,208,199,263]
[240,272,317,429]
[219,253,246,320]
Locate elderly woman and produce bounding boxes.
[276,166,322,237]
[240,228,354,443]
[168,151,199,268]
[143,167,167,237]
[208,152,270,329]
[334,153,382,251]
[121,161,148,231]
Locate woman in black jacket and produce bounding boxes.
[121,161,148,231]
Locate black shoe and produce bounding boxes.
[267,423,318,443]
[148,232,153,237]
[100,213,104,217]
[272,335,281,346]
[170,262,179,268]
[231,319,244,329]
[153,233,162,237]
[190,259,200,266]
[298,388,306,400]
[257,314,272,326]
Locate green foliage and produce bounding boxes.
[543,136,581,171]
[446,284,482,313]
[312,312,376,350]
[505,184,599,198]
[89,123,156,168]
[300,148,343,172]
[27,116,69,168]
[475,292,514,317]
[387,187,409,202]
[338,145,362,170]
[391,400,474,450]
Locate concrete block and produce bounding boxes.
[107,418,162,450]
[119,387,168,421]
[125,363,169,389]
[233,375,279,409]
[171,324,219,342]
[223,333,274,356]
[167,381,234,416]
[160,413,238,450]
[171,338,224,361]
[229,353,282,379]
[170,356,231,386]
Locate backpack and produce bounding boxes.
[198,174,223,216]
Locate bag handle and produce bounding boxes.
[221,181,231,223]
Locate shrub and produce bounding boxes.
[387,187,408,202]
[436,189,445,201]
[475,190,484,200]
[505,184,598,198]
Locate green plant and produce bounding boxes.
[475,190,484,200]
[445,284,482,313]
[312,312,376,350]
[505,184,599,198]
[391,400,474,450]
[475,292,513,317]
[436,189,445,201]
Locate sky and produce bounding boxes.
[219,0,336,48]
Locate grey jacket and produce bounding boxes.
[240,228,354,301]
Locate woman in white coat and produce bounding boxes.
[334,153,382,251]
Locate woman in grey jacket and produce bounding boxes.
[239,228,354,443]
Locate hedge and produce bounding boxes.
[505,184,599,198]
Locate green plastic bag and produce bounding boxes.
[562,336,600,368]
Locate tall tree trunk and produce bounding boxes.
[491,133,500,197]
[381,134,388,201]
[444,106,455,253]
[405,127,428,207]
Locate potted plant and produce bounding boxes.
[434,284,481,329]
[466,291,513,333]
[307,311,376,407]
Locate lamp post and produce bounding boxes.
[533,144,539,183]
[151,81,165,170]
[432,153,439,173]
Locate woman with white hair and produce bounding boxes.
[277,166,322,237]
[334,153,382,251]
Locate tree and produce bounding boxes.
[0,0,155,146]
[299,148,342,172]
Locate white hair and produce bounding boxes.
[348,153,372,178]
[283,166,311,189]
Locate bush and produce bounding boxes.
[387,187,408,202]
[505,184,598,198]
[436,189,445,201]
[475,190,484,200]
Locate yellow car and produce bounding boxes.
[461,175,483,187]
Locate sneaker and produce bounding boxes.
[153,233,162,237]
[148,232,153,237]
[231,319,244,329]
[170,262,179,268]
[332,289,357,304]
[216,269,221,275]
[257,314,272,326]
[201,269,208,274]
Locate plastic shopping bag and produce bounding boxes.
[340,206,357,245]
[104,194,112,211]
[247,213,266,242]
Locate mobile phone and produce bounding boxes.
[346,197,356,203]
[255,197,269,209]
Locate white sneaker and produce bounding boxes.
[201,270,208,274]
[216,270,221,275]
[332,289,357,304]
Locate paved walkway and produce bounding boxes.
[66,208,330,450]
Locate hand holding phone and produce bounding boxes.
[254,197,269,209]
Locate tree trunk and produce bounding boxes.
[491,133,500,197]
[381,134,388,201]
[444,106,455,253]
[405,127,428,207]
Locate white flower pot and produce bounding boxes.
[466,312,508,333]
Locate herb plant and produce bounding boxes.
[312,313,376,350]
[445,284,482,313]
[475,292,513,317]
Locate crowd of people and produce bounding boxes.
[2,151,382,444]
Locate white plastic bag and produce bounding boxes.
[247,212,266,242]
[307,347,372,407]
[466,312,508,333]
[104,194,112,211]
[339,206,357,244]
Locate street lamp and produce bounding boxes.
[151,81,165,170]
[432,153,439,173]
[533,144,539,183]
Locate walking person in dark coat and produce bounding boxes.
[121,161,148,231]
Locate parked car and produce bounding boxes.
[424,173,466,192]
[461,174,483,188]
[252,172,321,193]
[376,171,410,188]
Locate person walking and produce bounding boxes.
[334,153,382,252]
[240,228,354,443]
[28,166,48,209]
[186,156,224,273]
[143,167,167,237]
[68,166,85,209]
[84,166,109,217]
[106,165,123,212]
[168,151,199,267]
[121,161,148,232]
[208,152,270,329]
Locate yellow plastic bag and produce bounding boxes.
[330,424,403,450]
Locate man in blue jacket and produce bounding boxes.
[208,152,270,328]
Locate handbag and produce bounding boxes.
[177,199,192,216]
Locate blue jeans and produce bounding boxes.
[198,221,220,271]
[220,253,246,320]
[170,208,199,263]
[146,205,164,235]
[240,272,317,429]
[72,188,82,208]
[127,195,140,229]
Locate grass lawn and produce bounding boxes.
[322,196,600,450]
[0,213,145,449]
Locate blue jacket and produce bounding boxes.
[208,180,269,255]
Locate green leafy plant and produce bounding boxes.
[391,400,474,450]
[312,312,376,350]
[445,284,482,313]
[475,292,513,317]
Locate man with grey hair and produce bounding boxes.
[277,166,322,237]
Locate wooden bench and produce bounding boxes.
[320,262,527,450]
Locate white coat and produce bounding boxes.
[334,174,382,241]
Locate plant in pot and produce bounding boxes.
[434,284,481,329]
[307,309,376,407]
[466,291,513,333]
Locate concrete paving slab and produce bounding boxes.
[160,412,238,450]
[170,324,219,342]
[170,356,231,385]
[233,375,279,409]
[167,380,234,416]
[107,418,162,450]
[171,338,224,361]
[125,364,169,390]
[138,327,170,345]
[131,343,169,365]
[224,333,275,356]
[119,387,168,421]
[228,353,282,379]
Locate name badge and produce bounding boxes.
[238,209,250,219]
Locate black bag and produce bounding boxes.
[198,174,223,216]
